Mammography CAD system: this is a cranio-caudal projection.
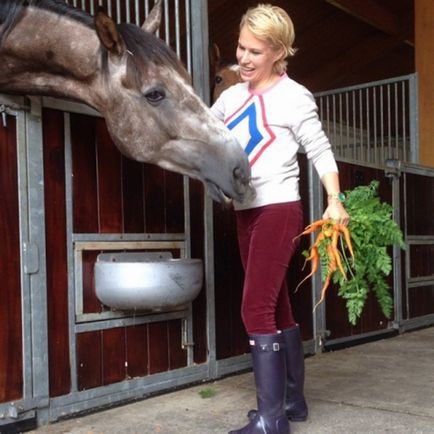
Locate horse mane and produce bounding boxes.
[0,0,189,83]
[117,24,191,86]
[0,0,92,46]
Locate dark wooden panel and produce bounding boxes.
[409,286,434,318]
[143,164,166,233]
[214,204,248,359]
[164,170,185,233]
[0,115,23,403]
[71,113,99,233]
[168,320,187,370]
[405,173,434,236]
[77,331,102,391]
[126,325,149,378]
[148,322,169,374]
[291,154,314,341]
[102,328,126,385]
[409,244,434,278]
[42,108,71,396]
[122,157,145,233]
[95,119,123,233]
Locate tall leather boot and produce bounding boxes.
[247,325,308,422]
[229,333,289,434]
[282,325,308,421]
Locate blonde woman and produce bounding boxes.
[211,4,349,434]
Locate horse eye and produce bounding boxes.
[215,76,223,84]
[144,89,166,104]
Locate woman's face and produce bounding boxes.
[236,25,282,90]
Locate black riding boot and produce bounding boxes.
[282,325,308,421]
[229,333,289,434]
[247,325,308,422]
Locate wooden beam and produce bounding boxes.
[416,0,434,167]
[325,0,413,45]
[303,32,403,91]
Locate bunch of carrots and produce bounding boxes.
[295,219,354,311]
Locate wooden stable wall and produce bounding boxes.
[42,108,207,397]
[0,115,22,403]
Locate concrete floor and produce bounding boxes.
[28,326,434,434]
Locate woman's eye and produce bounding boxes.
[145,89,166,105]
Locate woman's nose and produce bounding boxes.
[240,50,249,64]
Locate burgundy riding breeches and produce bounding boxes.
[236,201,303,334]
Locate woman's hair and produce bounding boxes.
[239,3,296,74]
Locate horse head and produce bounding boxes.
[210,43,243,103]
[93,4,252,205]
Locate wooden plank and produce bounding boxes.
[122,157,145,233]
[326,0,400,37]
[42,108,72,396]
[143,164,166,233]
[102,328,127,385]
[95,119,123,233]
[416,0,434,167]
[164,171,185,233]
[126,325,149,379]
[0,115,23,403]
[71,113,99,233]
[148,322,169,374]
[168,320,187,370]
[77,331,102,391]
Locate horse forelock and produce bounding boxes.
[117,23,191,88]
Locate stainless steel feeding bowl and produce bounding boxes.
[94,252,203,311]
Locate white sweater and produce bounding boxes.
[211,74,338,210]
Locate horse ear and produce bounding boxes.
[209,43,221,73]
[142,0,162,33]
[94,7,124,56]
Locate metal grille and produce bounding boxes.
[315,74,418,166]
[65,0,191,71]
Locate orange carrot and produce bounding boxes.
[295,247,319,292]
[334,223,355,258]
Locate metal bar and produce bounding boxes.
[64,112,79,393]
[24,98,51,418]
[408,73,419,163]
[72,232,186,242]
[314,74,416,98]
[75,309,189,332]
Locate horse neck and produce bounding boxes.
[0,6,103,108]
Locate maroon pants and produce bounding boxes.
[236,201,303,334]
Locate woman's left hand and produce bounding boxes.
[323,200,350,226]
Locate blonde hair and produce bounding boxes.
[240,4,296,74]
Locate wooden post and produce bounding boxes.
[415,0,434,167]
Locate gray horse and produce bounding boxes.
[0,0,252,204]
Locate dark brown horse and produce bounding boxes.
[0,0,252,204]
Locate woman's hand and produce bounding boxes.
[323,199,350,226]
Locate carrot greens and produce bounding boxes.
[297,180,405,325]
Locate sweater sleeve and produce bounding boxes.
[290,88,338,178]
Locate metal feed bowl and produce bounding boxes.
[94,251,203,311]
